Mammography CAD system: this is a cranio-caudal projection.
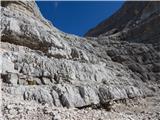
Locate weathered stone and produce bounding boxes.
[78,86,100,105]
[2,73,18,85]
[71,48,80,59]
[0,57,16,74]
[1,1,160,120]
[152,63,160,73]
[41,77,52,85]
[23,87,53,105]
[51,90,62,107]
[57,85,85,108]
[32,77,42,85]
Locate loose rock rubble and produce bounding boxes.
[0,1,160,120]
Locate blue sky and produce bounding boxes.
[36,1,124,36]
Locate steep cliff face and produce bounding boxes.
[85,1,160,44]
[1,1,160,120]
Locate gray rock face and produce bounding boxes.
[1,73,18,85]
[1,1,160,120]
[85,1,160,44]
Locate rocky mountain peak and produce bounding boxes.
[85,1,160,44]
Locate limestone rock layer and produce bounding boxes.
[1,1,160,120]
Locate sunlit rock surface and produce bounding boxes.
[1,1,160,120]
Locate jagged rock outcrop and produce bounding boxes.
[1,1,160,120]
[85,1,160,44]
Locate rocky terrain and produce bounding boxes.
[85,2,160,44]
[0,1,160,120]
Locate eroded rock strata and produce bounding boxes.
[85,2,160,44]
[1,1,160,120]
